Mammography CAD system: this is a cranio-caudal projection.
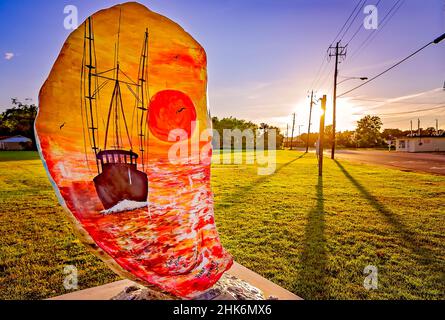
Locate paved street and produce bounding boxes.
[326,149,445,175]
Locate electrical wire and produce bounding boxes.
[370,104,445,116]
[338,38,439,98]
[330,0,365,46]
[345,0,382,46]
[339,0,367,43]
[350,98,443,105]
[310,52,329,90]
[349,0,405,62]
[310,1,365,92]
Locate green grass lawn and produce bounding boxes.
[0,150,444,299]
[0,151,40,161]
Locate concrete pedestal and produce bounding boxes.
[50,262,301,300]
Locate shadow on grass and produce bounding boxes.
[0,151,40,162]
[217,153,306,209]
[297,175,327,299]
[334,159,440,270]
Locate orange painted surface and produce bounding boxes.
[149,90,197,142]
[36,2,232,298]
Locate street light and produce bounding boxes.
[337,76,368,85]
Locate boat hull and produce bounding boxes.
[93,164,148,209]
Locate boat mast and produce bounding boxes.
[114,10,122,150]
[84,17,100,173]
[103,9,132,152]
[137,28,149,170]
[115,63,120,149]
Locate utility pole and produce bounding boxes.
[418,118,421,136]
[318,95,327,177]
[436,119,439,135]
[290,113,296,150]
[286,124,289,149]
[306,90,314,153]
[328,41,347,159]
[298,125,303,137]
[410,120,413,135]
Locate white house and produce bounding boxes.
[0,135,32,150]
[396,135,445,152]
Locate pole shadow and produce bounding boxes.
[297,175,327,299]
[333,159,440,270]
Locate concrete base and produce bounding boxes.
[50,262,301,300]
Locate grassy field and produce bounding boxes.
[0,150,444,299]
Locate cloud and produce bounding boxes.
[4,52,14,60]
[348,87,443,113]
[347,87,445,128]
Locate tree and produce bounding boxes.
[211,116,283,150]
[298,132,319,149]
[0,99,38,149]
[381,128,404,141]
[337,130,356,148]
[259,122,269,134]
[355,115,383,148]
[212,116,258,149]
[262,125,284,150]
[425,127,436,136]
[324,124,334,148]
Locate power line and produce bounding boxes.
[372,105,445,116]
[330,0,365,46]
[310,52,329,90]
[345,0,382,46]
[338,32,445,98]
[349,0,405,62]
[311,0,365,91]
[350,98,443,105]
[339,0,367,43]
[349,0,403,61]
[381,115,445,125]
[351,102,443,113]
[317,67,334,92]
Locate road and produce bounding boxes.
[325,149,445,175]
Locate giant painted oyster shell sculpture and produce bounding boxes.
[35,2,233,298]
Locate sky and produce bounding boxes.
[0,0,444,133]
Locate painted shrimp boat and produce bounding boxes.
[81,15,149,210]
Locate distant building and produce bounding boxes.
[396,133,445,152]
[0,135,32,150]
